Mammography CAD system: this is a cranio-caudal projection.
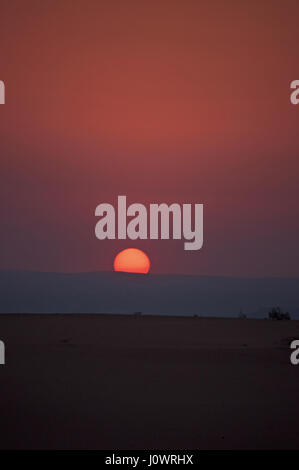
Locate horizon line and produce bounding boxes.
[0,269,298,280]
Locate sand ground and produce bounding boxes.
[0,314,299,449]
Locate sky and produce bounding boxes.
[0,0,299,277]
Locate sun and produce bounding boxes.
[113,248,150,274]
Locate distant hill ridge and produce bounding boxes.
[0,270,298,318]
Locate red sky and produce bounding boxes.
[1,0,299,276]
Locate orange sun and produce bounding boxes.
[113,248,150,274]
